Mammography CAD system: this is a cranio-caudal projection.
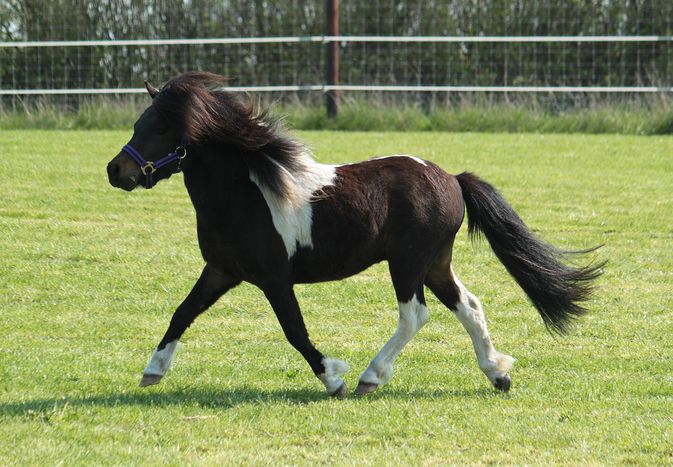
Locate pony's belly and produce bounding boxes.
[291,246,385,284]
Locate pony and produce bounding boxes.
[107,72,603,397]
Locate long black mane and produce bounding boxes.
[152,72,312,200]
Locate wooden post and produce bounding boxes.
[325,0,339,118]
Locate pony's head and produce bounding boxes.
[107,72,316,200]
[107,72,254,190]
[107,79,183,190]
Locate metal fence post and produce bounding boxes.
[326,0,339,118]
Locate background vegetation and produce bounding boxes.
[2,0,672,105]
[2,94,673,134]
[1,130,671,464]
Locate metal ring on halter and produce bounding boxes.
[141,162,157,175]
[176,146,187,171]
[175,146,187,159]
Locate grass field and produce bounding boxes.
[1,130,672,464]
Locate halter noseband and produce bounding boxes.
[121,142,188,188]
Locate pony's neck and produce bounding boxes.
[182,142,252,211]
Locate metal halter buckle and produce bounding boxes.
[141,162,157,175]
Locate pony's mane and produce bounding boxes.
[152,72,330,205]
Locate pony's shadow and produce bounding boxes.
[1,385,501,417]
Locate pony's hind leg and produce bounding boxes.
[355,259,430,396]
[426,259,515,392]
[355,288,429,395]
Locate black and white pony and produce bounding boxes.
[107,72,602,397]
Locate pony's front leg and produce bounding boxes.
[262,283,349,398]
[140,265,240,387]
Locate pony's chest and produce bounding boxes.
[195,213,288,278]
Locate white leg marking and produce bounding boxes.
[317,357,349,394]
[249,151,336,259]
[451,270,515,383]
[143,340,178,376]
[360,294,429,386]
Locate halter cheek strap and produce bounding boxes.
[121,142,188,188]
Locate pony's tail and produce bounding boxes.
[455,172,604,334]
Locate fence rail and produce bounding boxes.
[3,35,673,48]
[3,85,673,96]
[2,35,672,97]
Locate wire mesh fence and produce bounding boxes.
[1,0,672,108]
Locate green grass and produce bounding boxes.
[2,97,673,134]
[283,99,673,135]
[1,130,672,464]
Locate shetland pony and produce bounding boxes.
[107,72,602,397]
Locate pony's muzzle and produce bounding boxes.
[107,153,140,191]
[107,160,120,180]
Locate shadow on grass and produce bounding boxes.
[0,384,504,417]
[0,386,321,416]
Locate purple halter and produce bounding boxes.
[121,143,188,188]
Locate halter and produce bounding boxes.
[121,142,188,188]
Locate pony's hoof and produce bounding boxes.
[139,374,163,387]
[330,382,348,399]
[494,375,511,392]
[354,381,378,396]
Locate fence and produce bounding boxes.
[2,0,673,115]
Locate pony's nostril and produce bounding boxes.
[107,162,120,179]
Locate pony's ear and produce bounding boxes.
[144,80,160,99]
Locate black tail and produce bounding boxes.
[455,172,604,334]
